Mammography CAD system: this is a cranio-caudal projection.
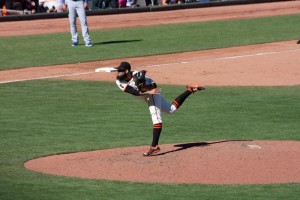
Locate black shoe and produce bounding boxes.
[186,84,206,93]
[297,40,300,44]
[143,145,160,156]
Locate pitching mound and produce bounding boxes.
[24,140,300,184]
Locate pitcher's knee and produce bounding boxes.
[169,104,178,114]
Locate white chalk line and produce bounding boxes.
[1,48,299,84]
[144,48,300,68]
[0,71,94,84]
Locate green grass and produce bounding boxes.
[1,11,300,200]
[1,14,300,70]
[0,80,300,199]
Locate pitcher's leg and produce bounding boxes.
[144,94,162,156]
[172,85,206,109]
[172,90,193,110]
[161,96,176,113]
[149,95,162,146]
[161,85,205,114]
[143,122,162,157]
[147,94,162,125]
[159,90,192,114]
[151,123,162,147]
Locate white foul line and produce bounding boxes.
[0,71,94,84]
[144,48,300,68]
[0,48,299,84]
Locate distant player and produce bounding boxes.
[62,0,92,47]
[115,61,205,156]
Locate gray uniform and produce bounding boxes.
[66,0,91,44]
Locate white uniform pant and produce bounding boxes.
[144,94,177,125]
[68,0,91,43]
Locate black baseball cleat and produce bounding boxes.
[143,145,160,157]
[297,40,300,44]
[186,84,206,93]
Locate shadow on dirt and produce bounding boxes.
[155,140,251,156]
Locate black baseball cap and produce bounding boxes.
[116,62,131,72]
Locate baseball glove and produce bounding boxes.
[133,70,147,89]
[133,70,157,92]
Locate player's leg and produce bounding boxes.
[161,84,206,114]
[148,94,162,148]
[172,84,206,111]
[146,84,205,154]
[76,2,92,46]
[67,1,78,45]
[144,94,162,156]
[172,90,193,111]
[160,89,192,114]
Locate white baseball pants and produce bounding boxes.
[144,94,177,125]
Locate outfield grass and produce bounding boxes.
[0,80,300,199]
[1,14,300,70]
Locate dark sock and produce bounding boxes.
[172,90,192,109]
[151,123,162,147]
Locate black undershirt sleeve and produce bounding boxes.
[124,85,141,96]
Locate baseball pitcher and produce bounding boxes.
[115,61,205,156]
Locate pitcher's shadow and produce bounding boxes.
[155,140,252,156]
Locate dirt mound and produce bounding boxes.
[25,140,300,184]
